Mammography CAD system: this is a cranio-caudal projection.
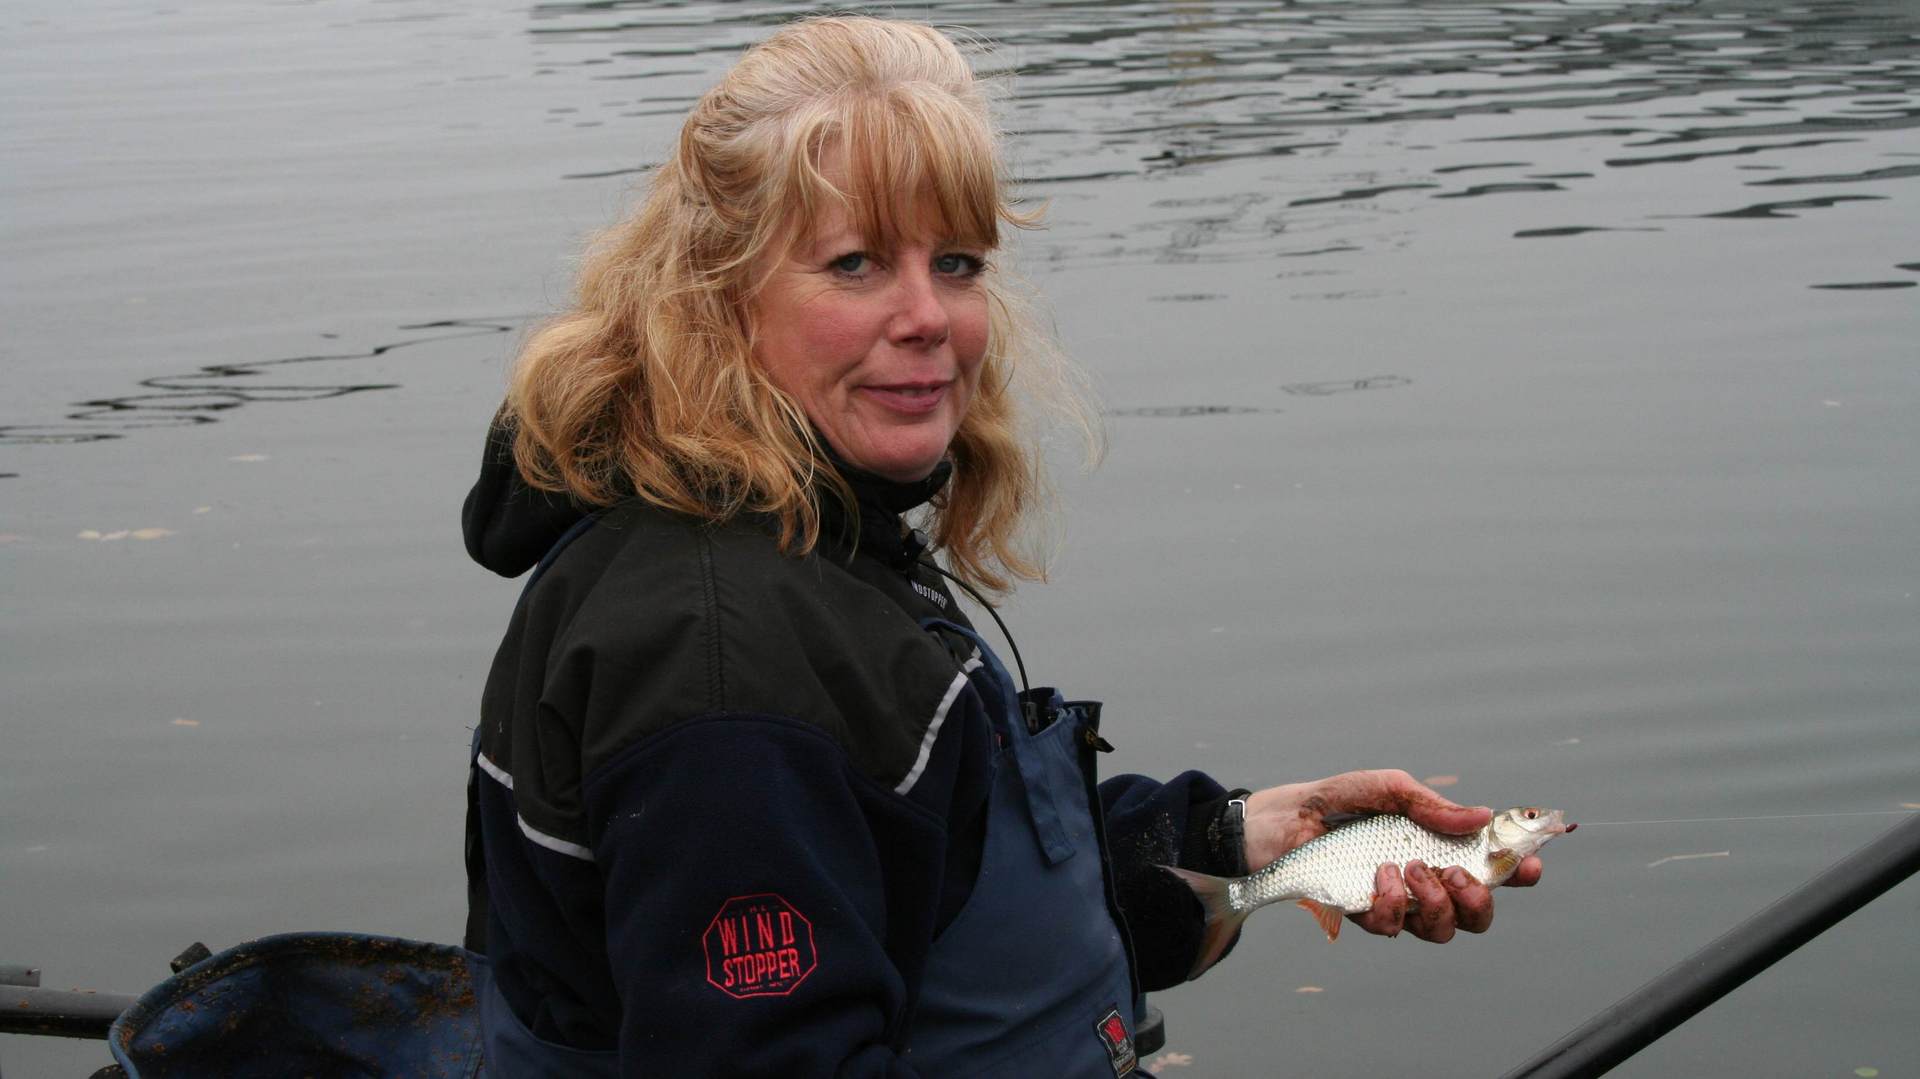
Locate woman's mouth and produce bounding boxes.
[859,381,950,415]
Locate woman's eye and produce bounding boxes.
[830,252,869,275]
[934,252,985,277]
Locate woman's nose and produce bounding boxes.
[888,264,951,350]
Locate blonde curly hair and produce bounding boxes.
[505,15,1094,593]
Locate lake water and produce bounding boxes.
[4,1,1916,1075]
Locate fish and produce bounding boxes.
[1164,806,1574,974]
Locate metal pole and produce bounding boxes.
[0,985,138,1040]
[1500,812,1920,1079]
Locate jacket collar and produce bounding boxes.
[818,447,951,570]
[461,410,951,577]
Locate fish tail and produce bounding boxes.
[1160,865,1253,980]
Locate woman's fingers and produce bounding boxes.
[1316,769,1492,837]
[1402,861,1458,942]
[1442,866,1495,934]
[1509,854,1544,888]
[1244,768,1511,869]
[1352,859,1508,942]
[1351,862,1408,937]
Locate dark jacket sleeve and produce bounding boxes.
[1098,770,1244,990]
[584,714,938,1078]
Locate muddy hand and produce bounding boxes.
[1242,769,1540,942]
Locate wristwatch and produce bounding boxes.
[1220,789,1252,876]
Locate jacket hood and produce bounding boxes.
[461,413,591,578]
[460,411,951,578]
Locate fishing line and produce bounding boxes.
[1577,810,1917,827]
[920,559,1031,696]
[915,547,1903,827]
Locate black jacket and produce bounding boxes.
[461,419,1243,1073]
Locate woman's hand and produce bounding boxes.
[1241,768,1544,943]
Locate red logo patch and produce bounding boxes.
[703,893,817,999]
[1093,1005,1136,1077]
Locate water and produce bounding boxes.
[4,1,1916,1074]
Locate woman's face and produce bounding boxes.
[751,188,991,484]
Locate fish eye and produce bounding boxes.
[1524,809,1539,820]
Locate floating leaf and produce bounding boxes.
[1901,803,1920,810]
[81,528,174,541]
[171,718,200,728]
[1424,774,1460,788]
[228,453,270,462]
[1296,985,1325,994]
[1647,851,1730,869]
[1854,1068,1879,1078]
[1146,1051,1194,1073]
[193,506,213,515]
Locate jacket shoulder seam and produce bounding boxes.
[697,529,725,711]
[580,710,946,829]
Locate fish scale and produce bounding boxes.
[1235,813,1495,914]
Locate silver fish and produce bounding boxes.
[1165,806,1574,973]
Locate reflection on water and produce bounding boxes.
[0,318,523,447]
[527,0,1920,261]
[1105,374,1411,415]
[1105,403,1283,417]
[1282,374,1412,396]
[6,0,1915,451]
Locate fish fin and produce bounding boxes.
[1485,848,1520,883]
[1161,865,1252,979]
[1297,899,1343,942]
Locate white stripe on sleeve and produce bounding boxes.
[895,656,984,796]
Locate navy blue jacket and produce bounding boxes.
[461,420,1244,1074]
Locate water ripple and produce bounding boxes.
[1694,193,1887,218]
[0,319,524,448]
[12,1,1916,458]
[1749,163,1920,185]
[516,0,1919,280]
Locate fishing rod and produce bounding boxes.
[1499,810,1920,1079]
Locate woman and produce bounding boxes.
[461,15,1540,1076]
